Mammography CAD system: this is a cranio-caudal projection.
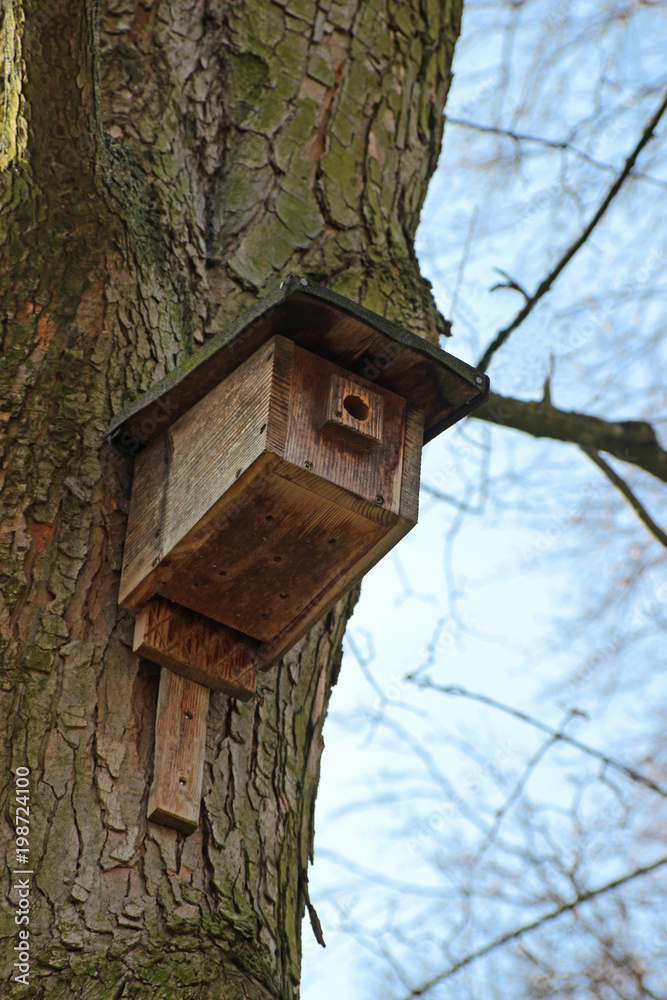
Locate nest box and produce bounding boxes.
[109,276,489,832]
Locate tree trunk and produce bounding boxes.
[0,1,463,996]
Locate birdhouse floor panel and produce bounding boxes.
[155,469,390,642]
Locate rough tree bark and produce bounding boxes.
[0,1,463,997]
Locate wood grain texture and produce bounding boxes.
[108,277,489,454]
[285,344,405,515]
[156,472,388,641]
[320,373,384,451]
[117,433,169,608]
[162,336,291,558]
[147,669,209,835]
[118,336,293,611]
[134,597,258,698]
[252,405,425,668]
[120,337,421,672]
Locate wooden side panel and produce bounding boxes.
[163,336,292,556]
[147,669,209,835]
[399,401,423,523]
[134,597,258,698]
[118,336,294,611]
[118,433,169,608]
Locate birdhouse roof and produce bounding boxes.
[107,275,489,453]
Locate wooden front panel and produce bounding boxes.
[285,345,407,515]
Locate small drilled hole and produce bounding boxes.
[279,593,288,600]
[184,711,193,720]
[260,423,267,433]
[328,538,336,545]
[219,569,227,576]
[273,555,282,562]
[235,469,241,479]
[192,581,200,588]
[343,394,369,421]
[178,778,187,786]
[265,514,274,521]
[260,613,269,620]
[335,410,342,419]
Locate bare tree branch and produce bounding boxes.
[476,90,667,372]
[400,855,667,999]
[581,447,667,548]
[471,392,667,484]
[444,114,667,189]
[414,682,667,800]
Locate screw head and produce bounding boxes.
[375,495,384,505]
[304,461,312,470]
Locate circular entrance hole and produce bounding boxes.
[343,394,369,421]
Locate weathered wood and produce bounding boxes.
[284,345,405,514]
[118,336,292,610]
[117,432,169,611]
[118,334,425,681]
[119,337,410,641]
[107,277,490,455]
[157,471,388,641]
[147,669,210,835]
[134,597,258,698]
[254,403,425,667]
[320,373,384,451]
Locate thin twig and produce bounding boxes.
[580,446,667,549]
[413,681,667,800]
[476,90,667,372]
[473,719,571,861]
[444,114,667,189]
[401,855,667,998]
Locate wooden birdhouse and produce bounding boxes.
[108,276,489,833]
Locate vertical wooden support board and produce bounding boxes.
[147,669,209,835]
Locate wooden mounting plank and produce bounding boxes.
[134,597,259,697]
[147,669,209,835]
